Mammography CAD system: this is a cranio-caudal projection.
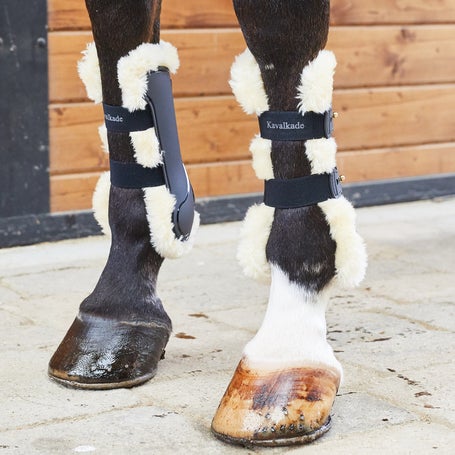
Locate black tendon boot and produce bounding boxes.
[49,0,198,389]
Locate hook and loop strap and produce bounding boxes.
[103,103,165,189]
[109,160,165,189]
[264,168,343,209]
[103,104,154,133]
[259,109,334,141]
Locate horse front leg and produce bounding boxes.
[48,0,198,388]
[212,0,366,446]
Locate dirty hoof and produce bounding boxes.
[211,359,340,447]
[48,312,171,389]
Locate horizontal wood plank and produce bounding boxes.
[48,30,243,103]
[50,162,262,213]
[50,85,455,174]
[49,26,455,103]
[50,104,109,174]
[327,25,455,88]
[337,143,455,182]
[48,0,237,31]
[334,85,455,150]
[51,172,101,213]
[48,0,455,31]
[50,97,257,174]
[331,0,455,25]
[50,142,455,212]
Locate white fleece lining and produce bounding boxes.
[78,42,102,104]
[233,49,366,287]
[130,128,162,168]
[243,264,342,376]
[229,48,269,116]
[297,50,337,115]
[91,126,111,235]
[319,197,367,288]
[305,137,337,174]
[237,203,275,281]
[295,50,367,288]
[115,41,198,258]
[92,171,111,236]
[98,124,108,154]
[143,187,200,259]
[117,41,180,112]
[231,49,274,278]
[79,40,108,235]
[249,136,273,180]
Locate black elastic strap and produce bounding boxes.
[259,109,334,141]
[109,159,165,189]
[264,168,343,209]
[103,104,154,133]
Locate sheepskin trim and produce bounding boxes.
[143,186,200,259]
[297,50,336,114]
[101,124,162,168]
[78,42,102,104]
[305,138,337,175]
[117,41,180,112]
[237,203,275,281]
[97,124,109,154]
[250,135,273,180]
[130,128,162,168]
[229,48,269,116]
[319,196,367,288]
[92,171,111,236]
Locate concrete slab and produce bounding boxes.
[0,198,454,454]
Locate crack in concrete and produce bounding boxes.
[0,400,161,433]
[362,308,451,333]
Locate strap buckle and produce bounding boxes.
[324,108,334,139]
[329,167,343,198]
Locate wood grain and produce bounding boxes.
[50,97,257,174]
[334,84,455,150]
[48,26,455,103]
[50,142,455,212]
[48,0,455,213]
[50,85,455,174]
[48,0,455,31]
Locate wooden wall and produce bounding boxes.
[48,0,455,212]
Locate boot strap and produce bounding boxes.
[103,69,195,241]
[103,104,154,133]
[259,109,334,141]
[264,168,343,209]
[259,109,341,208]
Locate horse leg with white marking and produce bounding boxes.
[212,0,366,446]
[48,0,198,388]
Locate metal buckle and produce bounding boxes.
[324,108,334,138]
[329,167,343,198]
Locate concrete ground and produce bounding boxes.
[0,198,454,454]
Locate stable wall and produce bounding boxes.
[48,0,455,212]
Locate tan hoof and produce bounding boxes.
[48,312,170,390]
[211,359,340,447]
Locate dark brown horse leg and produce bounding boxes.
[48,0,189,389]
[212,0,366,446]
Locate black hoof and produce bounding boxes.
[48,312,171,390]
